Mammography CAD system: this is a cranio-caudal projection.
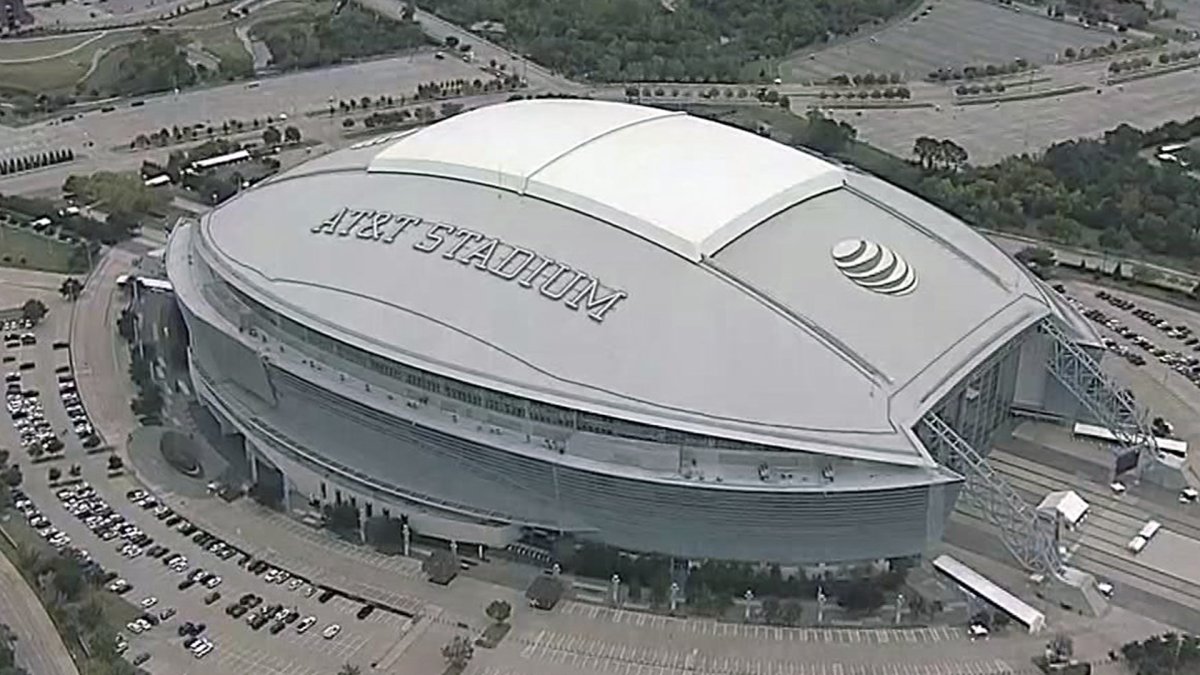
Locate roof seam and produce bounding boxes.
[701,258,892,387]
[520,109,686,194]
[844,182,1011,292]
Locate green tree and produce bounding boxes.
[337,664,362,675]
[262,126,282,146]
[59,277,84,301]
[1048,633,1074,663]
[485,599,512,624]
[441,635,474,669]
[283,126,302,143]
[364,516,405,553]
[20,299,47,324]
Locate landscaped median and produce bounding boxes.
[0,485,141,674]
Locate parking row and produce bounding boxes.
[1085,289,1200,396]
[516,630,1013,675]
[556,603,960,644]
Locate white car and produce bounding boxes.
[205,576,222,589]
[322,624,341,640]
[1181,487,1198,503]
[1109,482,1127,495]
[140,597,158,609]
[126,621,144,634]
[967,623,989,639]
[296,616,317,634]
[193,641,214,659]
[288,579,304,591]
[1096,581,1114,597]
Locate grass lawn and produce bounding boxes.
[192,24,252,73]
[0,517,141,648]
[0,31,140,93]
[0,226,84,274]
[0,33,99,62]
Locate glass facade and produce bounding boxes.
[209,277,822,455]
[916,332,1024,471]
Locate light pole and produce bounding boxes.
[743,589,754,622]
[669,581,679,614]
[894,593,905,625]
[610,574,621,606]
[817,586,826,625]
[401,522,410,557]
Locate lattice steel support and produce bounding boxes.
[1040,317,1156,459]
[920,413,1062,575]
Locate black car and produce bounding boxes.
[166,515,182,526]
[356,605,374,620]
[193,532,209,544]
[230,604,248,618]
[178,579,196,591]
[318,590,335,604]
[269,621,286,635]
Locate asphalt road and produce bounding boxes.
[0,543,81,675]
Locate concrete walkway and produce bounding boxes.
[0,538,81,675]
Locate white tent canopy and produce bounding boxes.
[1038,490,1090,528]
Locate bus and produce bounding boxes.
[1072,422,1187,460]
[1160,143,1188,154]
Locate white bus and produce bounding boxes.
[1160,143,1188,154]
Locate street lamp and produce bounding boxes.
[895,593,905,625]
[401,522,410,557]
[669,581,679,614]
[743,589,754,622]
[817,586,826,625]
[610,574,621,606]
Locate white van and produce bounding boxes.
[1138,520,1162,540]
[1127,536,1148,554]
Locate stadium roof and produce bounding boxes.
[189,100,1099,467]
[369,101,844,262]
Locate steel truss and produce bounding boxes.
[1039,317,1155,457]
[919,413,1061,575]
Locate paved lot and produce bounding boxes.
[1062,279,1200,481]
[784,0,1114,81]
[832,65,1200,162]
[556,603,962,644]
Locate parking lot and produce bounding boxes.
[474,666,1019,675]
[784,0,1113,81]
[833,63,1200,162]
[1,315,422,673]
[556,603,961,644]
[503,629,1019,675]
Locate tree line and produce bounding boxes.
[252,3,427,72]
[0,149,74,176]
[420,0,913,82]
[785,110,1200,266]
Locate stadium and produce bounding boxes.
[165,99,1123,567]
